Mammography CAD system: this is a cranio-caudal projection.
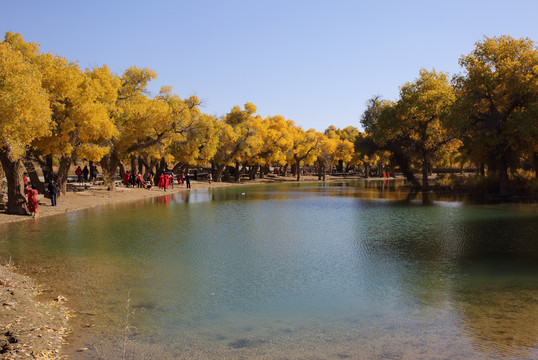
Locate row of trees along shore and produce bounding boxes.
[1,32,538,214]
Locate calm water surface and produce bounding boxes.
[1,181,537,359]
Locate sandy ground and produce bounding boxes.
[0,265,70,359]
[0,175,356,359]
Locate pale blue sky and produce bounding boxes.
[2,0,537,131]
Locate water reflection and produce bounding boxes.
[0,184,537,359]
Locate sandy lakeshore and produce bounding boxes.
[0,175,349,359]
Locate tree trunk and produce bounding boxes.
[44,155,54,182]
[391,149,420,188]
[138,157,144,176]
[250,165,259,180]
[57,156,72,195]
[149,158,159,176]
[23,159,44,194]
[118,163,126,181]
[172,162,183,173]
[294,159,301,181]
[235,162,246,182]
[130,156,138,175]
[422,160,430,191]
[100,151,120,191]
[215,164,226,182]
[498,154,509,196]
[0,151,27,215]
[291,163,297,177]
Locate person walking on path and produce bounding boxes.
[47,180,58,206]
[25,185,39,217]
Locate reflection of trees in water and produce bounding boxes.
[352,205,538,358]
[450,206,538,356]
[451,280,538,357]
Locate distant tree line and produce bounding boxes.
[1,33,537,214]
[355,35,538,196]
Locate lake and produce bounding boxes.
[1,181,537,359]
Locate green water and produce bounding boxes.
[1,181,537,359]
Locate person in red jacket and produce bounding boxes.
[26,185,39,217]
[158,173,165,190]
[75,166,83,184]
[163,173,170,191]
[124,171,131,186]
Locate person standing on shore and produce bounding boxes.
[25,185,39,217]
[136,172,143,188]
[47,180,58,206]
[82,165,89,182]
[124,171,131,186]
[129,170,136,187]
[163,172,170,191]
[185,173,191,189]
[158,173,165,190]
[169,172,175,189]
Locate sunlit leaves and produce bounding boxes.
[454,35,538,177]
[0,36,51,159]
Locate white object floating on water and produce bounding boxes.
[242,193,245,195]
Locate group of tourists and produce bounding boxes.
[157,172,172,191]
[157,172,191,191]
[20,165,209,217]
[23,172,58,217]
[75,165,99,184]
[23,173,39,217]
[121,170,197,191]
[123,171,145,188]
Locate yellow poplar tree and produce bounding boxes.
[0,36,51,214]
[397,68,456,189]
[213,103,263,182]
[256,115,294,176]
[33,59,120,193]
[99,66,158,189]
[454,35,538,191]
[287,127,320,181]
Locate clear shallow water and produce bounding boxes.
[1,181,538,359]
